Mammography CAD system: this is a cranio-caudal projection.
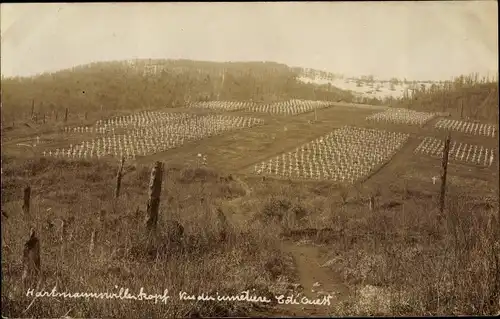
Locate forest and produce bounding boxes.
[392,73,499,121]
[0,60,354,123]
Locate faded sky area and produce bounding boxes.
[0,2,498,80]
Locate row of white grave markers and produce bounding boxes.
[96,112,193,128]
[366,108,436,126]
[63,112,194,134]
[187,99,333,116]
[253,126,409,183]
[414,136,495,167]
[246,99,332,116]
[187,101,255,111]
[45,114,264,160]
[434,119,496,137]
[16,136,42,148]
[64,126,115,134]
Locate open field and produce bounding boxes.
[2,98,499,317]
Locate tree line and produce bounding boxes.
[392,73,499,122]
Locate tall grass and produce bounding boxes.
[1,157,290,318]
[250,177,499,316]
[2,155,498,317]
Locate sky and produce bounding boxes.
[1,2,498,81]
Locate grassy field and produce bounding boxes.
[2,101,499,317]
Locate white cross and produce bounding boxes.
[432,176,438,185]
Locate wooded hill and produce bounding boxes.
[0,59,355,123]
[390,73,499,123]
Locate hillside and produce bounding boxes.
[0,59,355,123]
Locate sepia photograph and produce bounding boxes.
[1,1,499,318]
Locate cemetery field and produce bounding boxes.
[1,104,379,171]
[2,102,498,187]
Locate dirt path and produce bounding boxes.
[265,240,349,317]
[228,177,349,317]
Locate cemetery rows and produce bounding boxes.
[40,103,497,183]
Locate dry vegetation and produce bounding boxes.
[1,157,295,318]
[2,153,498,317]
[249,178,499,316]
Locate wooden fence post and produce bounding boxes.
[31,100,35,119]
[369,195,375,211]
[145,161,164,233]
[460,99,464,119]
[216,207,229,242]
[22,186,31,215]
[439,133,451,214]
[22,228,41,283]
[89,229,96,256]
[115,157,125,198]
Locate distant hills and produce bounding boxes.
[1,59,498,123]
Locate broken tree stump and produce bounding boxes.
[22,228,41,283]
[439,133,451,214]
[369,195,376,211]
[115,157,125,198]
[89,229,96,256]
[22,186,31,215]
[216,207,230,242]
[145,161,164,234]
